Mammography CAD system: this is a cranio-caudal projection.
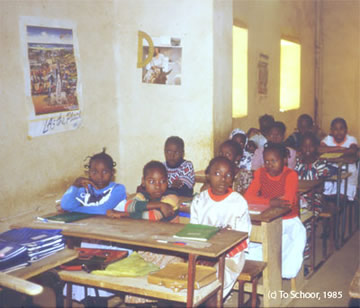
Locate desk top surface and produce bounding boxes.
[298,179,324,193]
[11,216,247,258]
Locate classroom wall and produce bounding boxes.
[0,0,225,225]
[0,0,121,222]
[232,0,317,137]
[319,0,360,141]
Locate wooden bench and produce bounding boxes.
[237,260,267,308]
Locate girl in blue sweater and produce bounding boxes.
[61,149,126,215]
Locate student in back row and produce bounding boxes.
[251,121,296,170]
[163,136,195,197]
[60,149,126,215]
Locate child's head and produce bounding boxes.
[142,161,168,199]
[246,140,257,153]
[330,117,348,143]
[299,132,319,160]
[85,149,116,189]
[297,114,314,135]
[164,136,185,168]
[259,114,275,135]
[266,121,286,144]
[205,156,235,195]
[263,143,287,177]
[232,133,247,150]
[219,140,243,165]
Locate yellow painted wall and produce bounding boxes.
[319,0,360,141]
[232,0,316,138]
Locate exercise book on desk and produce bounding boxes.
[248,203,269,215]
[173,224,219,242]
[38,212,96,223]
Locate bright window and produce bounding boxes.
[232,25,248,117]
[280,39,301,111]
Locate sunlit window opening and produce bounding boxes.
[232,25,248,117]
[280,39,301,111]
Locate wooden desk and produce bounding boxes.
[179,202,289,307]
[0,248,78,302]
[12,217,247,308]
[249,206,291,307]
[298,179,323,194]
[349,266,360,299]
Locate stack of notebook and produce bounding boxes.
[0,241,29,273]
[0,228,65,272]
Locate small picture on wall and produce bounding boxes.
[142,36,182,86]
[20,17,82,137]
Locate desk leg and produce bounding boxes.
[65,282,72,308]
[216,254,225,308]
[341,174,349,245]
[262,218,282,307]
[335,167,341,249]
[187,253,198,308]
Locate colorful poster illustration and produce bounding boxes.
[141,36,182,86]
[20,17,82,137]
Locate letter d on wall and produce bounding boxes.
[137,31,154,68]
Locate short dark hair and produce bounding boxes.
[297,114,313,127]
[299,132,320,147]
[143,160,167,178]
[85,148,116,170]
[205,156,235,177]
[220,139,243,157]
[330,117,347,130]
[164,136,185,152]
[264,142,288,159]
[269,121,286,135]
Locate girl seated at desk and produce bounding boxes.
[191,156,251,298]
[60,149,127,215]
[244,142,306,279]
[319,117,358,202]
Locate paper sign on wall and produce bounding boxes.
[19,16,82,137]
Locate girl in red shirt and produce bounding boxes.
[244,142,306,279]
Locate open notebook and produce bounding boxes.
[248,203,269,215]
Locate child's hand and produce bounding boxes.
[56,203,65,213]
[159,203,174,218]
[106,210,129,219]
[73,177,98,189]
[171,179,184,189]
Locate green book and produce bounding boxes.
[173,224,220,242]
[38,212,96,223]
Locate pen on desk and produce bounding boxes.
[156,239,186,246]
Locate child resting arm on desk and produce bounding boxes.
[244,142,306,279]
[191,156,252,298]
[107,160,179,222]
[60,149,126,215]
[319,117,358,202]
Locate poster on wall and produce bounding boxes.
[257,53,269,95]
[140,35,182,86]
[19,16,82,137]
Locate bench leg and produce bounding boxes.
[238,281,245,307]
[251,278,259,308]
